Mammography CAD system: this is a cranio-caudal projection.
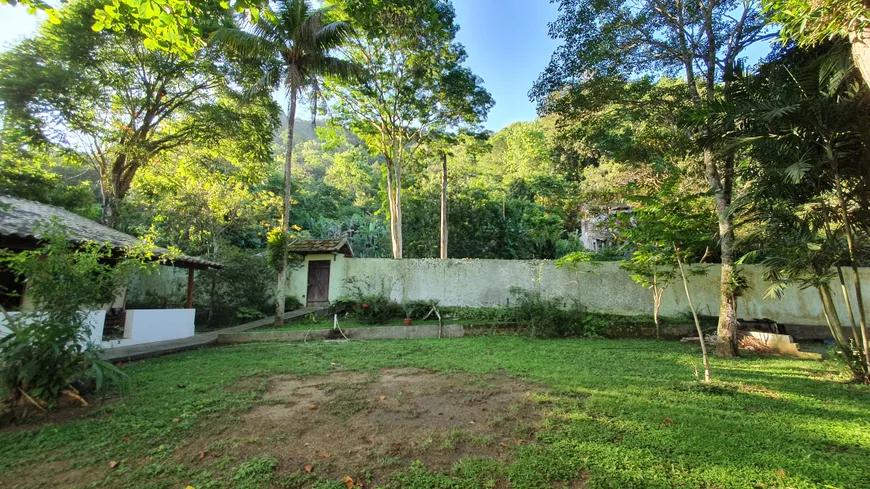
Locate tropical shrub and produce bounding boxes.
[509,288,597,338]
[440,306,517,322]
[402,300,436,319]
[328,277,403,325]
[328,297,359,317]
[327,296,402,325]
[0,224,147,411]
[196,247,277,327]
[353,295,403,325]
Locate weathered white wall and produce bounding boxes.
[1,310,106,345]
[132,256,868,328]
[286,258,870,328]
[1,308,196,349]
[126,265,189,306]
[101,308,196,348]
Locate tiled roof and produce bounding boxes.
[0,195,221,269]
[286,238,354,257]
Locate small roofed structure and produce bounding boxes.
[287,238,354,257]
[0,194,220,309]
[285,239,354,307]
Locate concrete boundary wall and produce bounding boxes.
[306,259,870,328]
[101,309,196,349]
[131,258,870,329]
[216,324,464,344]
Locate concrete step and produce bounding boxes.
[101,307,327,362]
[747,331,824,360]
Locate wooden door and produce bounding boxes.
[306,260,331,307]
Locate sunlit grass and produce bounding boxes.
[1,337,867,488]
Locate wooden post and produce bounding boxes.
[185,268,195,309]
[440,152,448,259]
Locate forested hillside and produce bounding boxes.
[2,112,597,260]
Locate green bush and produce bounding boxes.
[328,297,359,317]
[402,300,436,319]
[0,224,139,411]
[195,247,276,327]
[354,295,403,324]
[285,296,303,312]
[331,277,404,324]
[328,295,403,325]
[441,306,517,322]
[510,288,598,338]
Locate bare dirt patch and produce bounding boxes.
[181,368,543,485]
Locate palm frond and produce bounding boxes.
[209,28,281,61]
[783,151,814,184]
[312,56,369,83]
[314,18,355,50]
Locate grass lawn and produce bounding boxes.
[1,337,868,489]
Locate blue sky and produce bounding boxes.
[452,0,562,130]
[0,1,561,132]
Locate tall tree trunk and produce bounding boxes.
[440,152,448,259]
[100,154,129,229]
[832,159,870,378]
[836,265,864,351]
[652,270,663,340]
[818,286,866,381]
[101,193,121,229]
[705,148,740,358]
[385,161,400,259]
[275,86,298,327]
[851,28,870,88]
[394,163,404,259]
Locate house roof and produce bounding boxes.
[287,238,354,257]
[0,195,221,270]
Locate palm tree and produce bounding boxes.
[734,42,870,382]
[211,0,362,326]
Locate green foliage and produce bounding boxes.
[339,295,403,325]
[402,300,436,319]
[195,247,277,327]
[440,306,516,322]
[327,297,359,317]
[509,288,600,338]
[232,456,277,488]
[329,278,403,324]
[265,228,290,272]
[558,246,626,266]
[93,0,267,57]
[285,296,303,312]
[0,0,277,225]
[0,224,145,408]
[764,0,869,48]
[732,43,870,381]
[0,125,96,217]
[325,0,493,258]
[531,0,769,111]
[0,0,61,23]
[305,215,391,258]
[123,138,280,255]
[0,160,95,218]
[403,184,567,259]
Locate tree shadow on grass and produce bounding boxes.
[537,381,870,489]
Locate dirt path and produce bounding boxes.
[181,367,543,486]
